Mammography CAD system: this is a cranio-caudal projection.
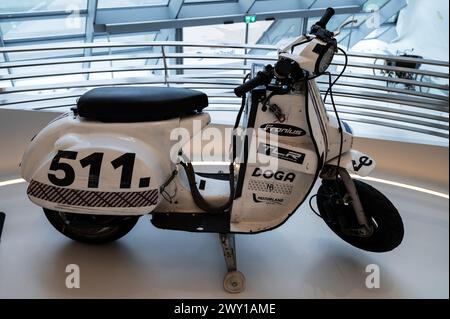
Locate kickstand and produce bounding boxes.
[219,233,246,293]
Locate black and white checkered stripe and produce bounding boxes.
[27,180,158,208]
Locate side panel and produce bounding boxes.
[230,88,323,233]
[21,115,179,215]
[27,142,163,215]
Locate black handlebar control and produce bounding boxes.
[234,65,274,97]
[274,59,303,81]
[310,7,336,42]
[315,7,335,29]
[234,8,337,97]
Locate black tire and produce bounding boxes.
[317,179,404,252]
[43,208,139,244]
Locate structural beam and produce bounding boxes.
[84,0,98,80]
[309,0,363,9]
[238,0,257,13]
[2,34,85,45]
[169,0,185,18]
[84,0,98,49]
[95,6,172,26]
[175,28,183,75]
[0,10,87,21]
[249,0,314,13]
[97,6,362,34]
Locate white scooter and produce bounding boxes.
[20,8,404,293]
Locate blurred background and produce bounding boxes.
[0,0,448,171]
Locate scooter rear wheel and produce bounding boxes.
[43,208,139,244]
[317,179,404,252]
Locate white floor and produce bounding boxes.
[0,178,448,299]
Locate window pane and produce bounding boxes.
[184,0,236,3]
[7,39,85,61]
[363,0,390,12]
[0,0,87,13]
[97,0,169,8]
[184,22,246,44]
[0,17,86,41]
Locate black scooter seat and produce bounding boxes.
[77,86,208,122]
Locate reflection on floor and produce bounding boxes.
[0,180,448,298]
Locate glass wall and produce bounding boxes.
[1,0,446,145]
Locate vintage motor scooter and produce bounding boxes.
[20,8,404,293]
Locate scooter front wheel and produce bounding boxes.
[43,209,139,244]
[316,179,404,253]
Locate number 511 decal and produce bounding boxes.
[48,150,136,189]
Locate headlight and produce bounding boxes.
[314,43,336,74]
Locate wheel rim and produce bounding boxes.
[317,179,404,252]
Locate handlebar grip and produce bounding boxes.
[234,76,264,97]
[234,65,273,97]
[315,7,335,28]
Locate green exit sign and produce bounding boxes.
[245,15,256,23]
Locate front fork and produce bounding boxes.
[320,166,374,237]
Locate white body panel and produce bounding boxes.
[229,83,343,233]
[21,112,210,215]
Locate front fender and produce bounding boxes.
[324,150,376,176]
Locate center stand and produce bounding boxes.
[219,233,246,293]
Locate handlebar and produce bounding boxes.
[315,7,335,29]
[234,65,274,97]
[234,8,336,97]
